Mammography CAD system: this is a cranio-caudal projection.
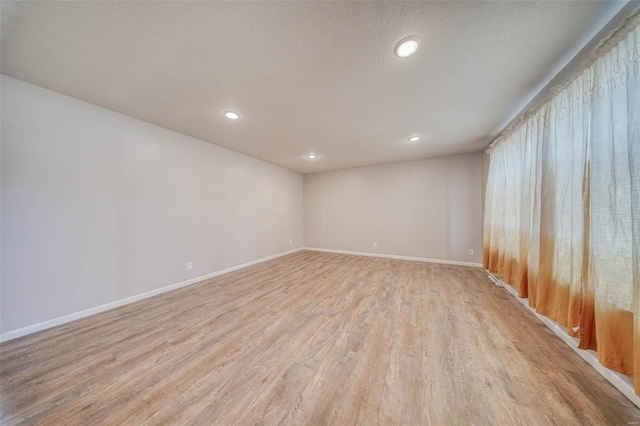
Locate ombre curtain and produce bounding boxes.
[484,10,640,396]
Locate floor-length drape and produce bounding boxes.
[484,9,640,396]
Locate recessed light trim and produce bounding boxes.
[307,153,318,160]
[394,36,421,58]
[224,110,240,120]
[408,136,422,142]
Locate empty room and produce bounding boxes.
[1,0,640,424]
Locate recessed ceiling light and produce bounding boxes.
[307,153,318,159]
[224,110,240,120]
[408,136,422,142]
[394,36,421,58]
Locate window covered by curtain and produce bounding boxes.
[483,9,640,396]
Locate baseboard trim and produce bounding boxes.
[0,248,304,343]
[303,247,482,268]
[487,273,640,409]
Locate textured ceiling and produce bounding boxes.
[0,1,627,173]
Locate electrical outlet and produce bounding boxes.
[469,249,474,255]
[289,240,293,245]
[186,262,193,270]
[373,242,378,248]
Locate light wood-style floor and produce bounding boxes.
[1,251,638,425]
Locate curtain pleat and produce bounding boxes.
[630,41,640,394]
[483,16,640,396]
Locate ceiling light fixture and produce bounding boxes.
[408,136,422,142]
[307,153,318,159]
[224,110,240,120]
[394,36,421,58]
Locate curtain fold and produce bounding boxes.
[484,11,640,396]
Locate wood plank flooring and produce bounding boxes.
[1,250,638,425]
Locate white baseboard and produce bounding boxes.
[303,247,482,268]
[487,273,640,409]
[0,248,304,343]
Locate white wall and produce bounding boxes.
[0,76,303,334]
[304,153,483,264]
[481,149,490,225]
